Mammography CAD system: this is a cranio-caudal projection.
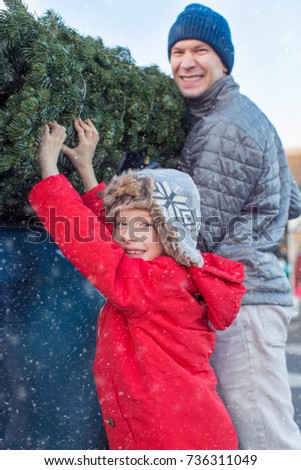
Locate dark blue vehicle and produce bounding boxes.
[1,222,108,450]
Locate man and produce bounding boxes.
[168,3,301,449]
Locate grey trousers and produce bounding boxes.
[210,305,301,449]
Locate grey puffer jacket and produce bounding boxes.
[181,75,301,306]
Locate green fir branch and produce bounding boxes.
[0,0,187,219]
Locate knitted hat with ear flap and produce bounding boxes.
[102,168,204,267]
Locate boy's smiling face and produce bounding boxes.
[114,208,165,261]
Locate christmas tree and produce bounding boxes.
[0,0,187,220]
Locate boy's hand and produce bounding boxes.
[38,122,67,179]
[62,118,99,172]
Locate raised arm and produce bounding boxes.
[62,118,99,192]
[38,122,66,179]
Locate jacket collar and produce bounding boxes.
[185,75,239,122]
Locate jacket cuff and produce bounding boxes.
[81,181,106,204]
[81,182,106,215]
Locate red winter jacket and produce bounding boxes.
[29,175,246,450]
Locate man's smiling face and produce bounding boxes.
[170,39,227,99]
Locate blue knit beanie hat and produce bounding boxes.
[168,3,234,74]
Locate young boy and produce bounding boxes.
[28,119,245,450]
